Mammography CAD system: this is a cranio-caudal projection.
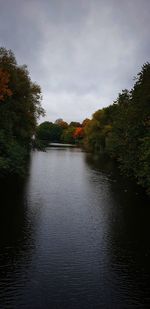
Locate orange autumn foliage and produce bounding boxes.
[73,127,84,139]
[0,69,12,101]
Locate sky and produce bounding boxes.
[0,0,150,123]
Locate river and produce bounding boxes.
[0,146,150,308]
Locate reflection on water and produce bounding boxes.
[0,148,149,308]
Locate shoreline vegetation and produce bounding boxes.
[0,48,44,177]
[0,48,149,194]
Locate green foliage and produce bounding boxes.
[36,122,53,141]
[84,63,150,194]
[61,126,76,144]
[36,122,63,143]
[0,131,28,176]
[136,137,150,193]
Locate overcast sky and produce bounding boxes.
[0,0,150,123]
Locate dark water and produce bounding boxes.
[0,147,150,309]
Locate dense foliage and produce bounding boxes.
[84,63,150,193]
[0,48,44,176]
[36,119,85,145]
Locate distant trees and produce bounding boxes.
[36,119,87,145]
[69,121,81,127]
[83,63,150,194]
[61,125,76,144]
[73,127,84,141]
[36,122,63,144]
[0,47,44,176]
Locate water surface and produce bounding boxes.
[0,147,150,308]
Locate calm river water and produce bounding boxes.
[0,147,150,308]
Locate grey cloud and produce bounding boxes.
[0,0,150,122]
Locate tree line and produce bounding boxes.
[83,63,150,194]
[35,118,89,147]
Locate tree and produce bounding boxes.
[55,118,63,125]
[36,122,63,143]
[69,121,81,127]
[0,47,45,176]
[36,122,53,141]
[61,126,76,144]
[82,118,90,127]
[58,121,68,129]
[55,119,68,129]
[0,48,44,143]
[73,127,84,141]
